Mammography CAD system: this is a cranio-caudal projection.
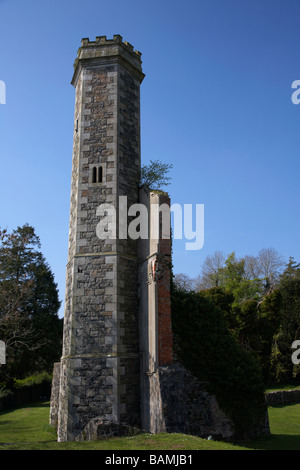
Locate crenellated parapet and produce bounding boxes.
[80,35,142,58]
[72,35,144,86]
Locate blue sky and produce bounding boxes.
[0,0,299,315]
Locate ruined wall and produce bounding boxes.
[138,189,173,433]
[159,363,235,440]
[156,192,173,366]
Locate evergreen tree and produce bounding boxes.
[171,287,266,438]
[0,224,62,385]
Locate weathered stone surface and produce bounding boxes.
[56,36,144,442]
[49,362,60,429]
[138,189,173,433]
[75,418,140,441]
[159,363,235,440]
[265,389,300,406]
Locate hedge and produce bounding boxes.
[171,288,266,438]
[0,372,52,411]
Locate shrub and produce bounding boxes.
[14,371,52,389]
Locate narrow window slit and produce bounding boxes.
[98,166,103,183]
[92,167,97,183]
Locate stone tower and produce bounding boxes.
[52,35,245,443]
[57,35,145,441]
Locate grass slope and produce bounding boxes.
[0,401,300,450]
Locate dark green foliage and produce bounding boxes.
[197,251,297,384]
[140,160,173,190]
[201,285,282,382]
[171,288,266,438]
[0,224,62,386]
[176,251,300,398]
[201,287,237,330]
[258,290,282,380]
[237,299,260,349]
[14,371,52,389]
[269,258,300,383]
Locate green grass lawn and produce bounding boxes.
[0,401,300,450]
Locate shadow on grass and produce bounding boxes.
[236,434,300,451]
[29,401,50,408]
[0,399,49,415]
[232,403,300,450]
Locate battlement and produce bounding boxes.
[72,35,144,85]
[80,35,142,59]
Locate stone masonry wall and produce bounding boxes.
[49,363,60,429]
[57,36,144,441]
[265,389,300,406]
[159,363,235,440]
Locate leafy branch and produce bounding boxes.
[140,159,173,191]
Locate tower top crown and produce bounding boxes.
[72,35,144,86]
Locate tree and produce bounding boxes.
[222,252,245,291]
[244,255,261,280]
[196,250,287,382]
[214,252,263,306]
[195,251,226,290]
[0,227,37,355]
[140,160,173,190]
[201,286,237,331]
[173,273,197,292]
[0,224,62,384]
[258,289,282,381]
[256,248,285,290]
[269,258,300,383]
[197,248,285,296]
[171,288,266,438]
